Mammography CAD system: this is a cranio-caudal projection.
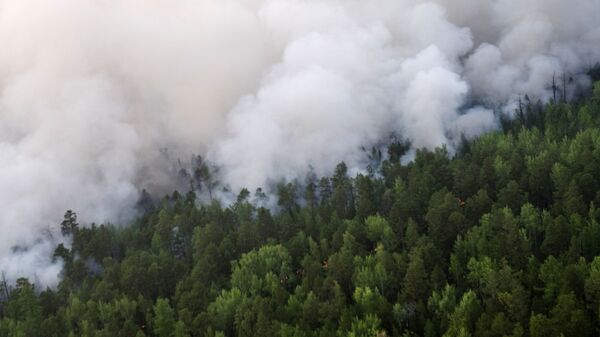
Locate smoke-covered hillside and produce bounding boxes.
[0,0,599,287]
[2,87,600,336]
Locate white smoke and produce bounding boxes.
[0,0,598,286]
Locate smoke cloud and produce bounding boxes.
[0,0,598,286]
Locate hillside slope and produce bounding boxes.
[2,83,600,336]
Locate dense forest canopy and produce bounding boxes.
[3,82,600,336]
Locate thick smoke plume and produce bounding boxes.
[0,0,598,286]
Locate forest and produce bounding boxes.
[2,80,600,337]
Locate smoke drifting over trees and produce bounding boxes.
[0,0,598,285]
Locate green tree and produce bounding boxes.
[402,251,428,303]
[4,278,42,337]
[356,174,377,220]
[153,298,175,337]
[331,162,355,219]
[443,291,480,337]
[425,189,466,252]
[347,314,385,337]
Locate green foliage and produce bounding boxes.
[443,291,480,337]
[4,92,600,336]
[154,298,176,337]
[231,244,292,294]
[347,314,385,337]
